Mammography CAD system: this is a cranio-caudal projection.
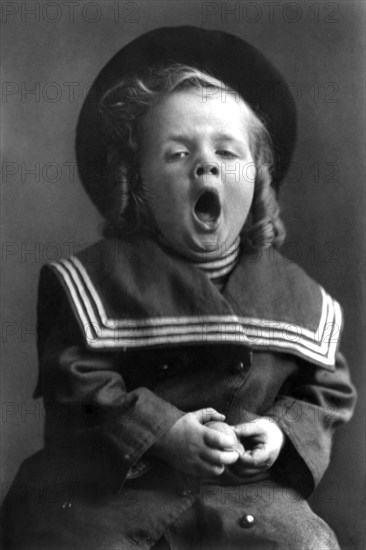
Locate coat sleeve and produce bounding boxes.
[267,351,356,497]
[35,265,184,477]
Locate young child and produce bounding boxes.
[2,27,356,550]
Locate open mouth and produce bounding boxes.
[193,190,221,231]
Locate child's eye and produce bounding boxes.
[167,151,189,160]
[216,150,237,158]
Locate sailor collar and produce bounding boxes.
[49,237,342,370]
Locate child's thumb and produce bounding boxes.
[233,422,261,437]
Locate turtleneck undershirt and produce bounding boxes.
[192,237,241,291]
[156,233,241,292]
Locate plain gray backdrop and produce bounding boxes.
[1,1,365,547]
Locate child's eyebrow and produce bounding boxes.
[167,134,191,143]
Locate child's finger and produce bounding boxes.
[194,408,225,424]
[240,447,269,468]
[202,448,240,466]
[203,426,237,450]
[234,422,263,438]
[202,463,225,477]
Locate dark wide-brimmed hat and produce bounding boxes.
[76,26,296,218]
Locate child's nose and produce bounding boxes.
[195,161,219,178]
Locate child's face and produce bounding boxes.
[139,88,256,260]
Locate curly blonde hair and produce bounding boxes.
[99,64,285,248]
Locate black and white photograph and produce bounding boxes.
[1,1,365,548]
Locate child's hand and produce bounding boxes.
[151,409,241,477]
[204,421,245,456]
[231,416,285,476]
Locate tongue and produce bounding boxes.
[195,192,220,223]
[196,211,215,222]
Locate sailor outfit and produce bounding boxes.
[1,236,356,549]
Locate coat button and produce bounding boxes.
[239,513,256,528]
[159,363,170,372]
[62,500,72,510]
[233,361,245,373]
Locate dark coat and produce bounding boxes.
[1,237,356,550]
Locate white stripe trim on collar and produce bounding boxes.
[50,257,342,369]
